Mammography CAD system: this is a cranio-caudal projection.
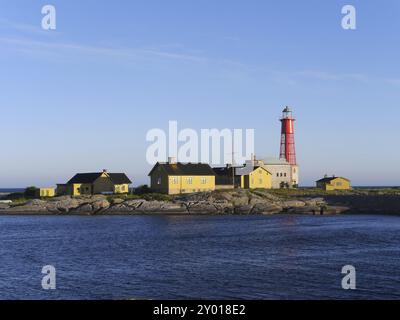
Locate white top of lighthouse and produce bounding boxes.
[281,106,294,120]
[283,106,291,113]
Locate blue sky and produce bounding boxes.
[0,0,400,187]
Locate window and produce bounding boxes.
[284,173,287,177]
[280,173,283,177]
[201,178,207,184]
[187,177,193,184]
[276,173,279,177]
[259,179,263,184]
[157,177,161,185]
[336,182,342,187]
[172,177,178,184]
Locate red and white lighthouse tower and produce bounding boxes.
[279,106,297,165]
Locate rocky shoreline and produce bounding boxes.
[1,189,398,216]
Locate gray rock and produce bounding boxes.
[321,206,350,215]
[159,203,188,214]
[53,198,82,213]
[249,196,268,206]
[104,203,136,213]
[234,205,254,215]
[305,198,326,206]
[213,201,234,214]
[125,200,146,209]
[232,196,250,207]
[282,200,306,208]
[73,204,93,213]
[92,200,110,212]
[286,206,321,215]
[187,202,219,214]
[6,199,48,213]
[252,203,283,215]
[136,201,166,213]
[110,198,125,205]
[87,195,107,202]
[0,204,10,210]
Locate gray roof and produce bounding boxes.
[68,172,132,184]
[235,166,270,176]
[260,157,290,165]
[149,163,216,176]
[316,176,350,183]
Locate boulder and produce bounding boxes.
[104,203,136,214]
[88,195,107,202]
[304,198,326,206]
[282,200,306,208]
[252,203,283,215]
[110,198,125,205]
[213,200,234,214]
[321,206,350,215]
[136,201,166,214]
[0,203,10,210]
[187,202,219,215]
[92,200,110,212]
[251,190,281,202]
[187,201,219,214]
[286,206,321,215]
[73,203,93,214]
[234,205,254,215]
[232,195,250,207]
[6,199,48,213]
[53,198,82,213]
[248,195,268,206]
[125,200,146,209]
[159,203,188,214]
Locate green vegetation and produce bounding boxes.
[24,186,38,198]
[1,186,41,206]
[215,187,400,199]
[133,185,152,195]
[257,187,400,198]
[106,185,173,203]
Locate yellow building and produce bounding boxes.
[35,188,56,198]
[235,166,272,189]
[57,170,132,196]
[148,161,216,195]
[316,176,351,191]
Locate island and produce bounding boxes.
[1,188,399,216]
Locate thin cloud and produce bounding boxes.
[0,18,56,35]
[0,36,208,63]
[294,70,369,82]
[385,78,400,87]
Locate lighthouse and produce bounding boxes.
[279,106,297,165]
[278,106,299,187]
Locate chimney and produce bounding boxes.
[103,169,108,173]
[168,157,177,164]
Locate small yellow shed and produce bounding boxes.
[316,176,351,191]
[36,188,56,198]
